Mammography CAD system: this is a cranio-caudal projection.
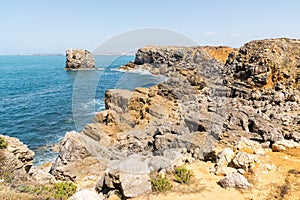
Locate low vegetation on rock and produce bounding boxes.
[1,181,77,200]
[0,136,7,149]
[150,174,172,192]
[174,165,194,184]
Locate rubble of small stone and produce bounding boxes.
[1,38,299,199]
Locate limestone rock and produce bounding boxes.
[0,134,34,181]
[216,147,235,168]
[97,151,181,198]
[218,172,250,189]
[202,46,237,63]
[120,173,151,198]
[215,166,237,176]
[99,169,151,199]
[291,132,300,142]
[65,48,95,70]
[272,139,300,152]
[82,123,111,147]
[234,137,266,155]
[29,166,55,184]
[53,39,300,197]
[232,152,255,170]
[148,104,169,119]
[50,131,113,187]
[69,188,103,200]
[225,38,300,90]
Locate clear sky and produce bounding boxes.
[0,0,299,54]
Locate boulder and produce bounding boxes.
[97,151,182,198]
[232,152,255,170]
[272,139,300,152]
[99,168,151,198]
[82,123,111,147]
[218,172,250,189]
[215,166,237,176]
[65,48,95,70]
[29,166,56,184]
[120,173,151,198]
[216,147,235,168]
[291,132,300,142]
[234,137,266,155]
[69,188,103,200]
[50,131,115,187]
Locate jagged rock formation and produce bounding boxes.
[0,134,35,181]
[223,38,300,143]
[225,38,300,90]
[51,38,300,198]
[65,48,95,70]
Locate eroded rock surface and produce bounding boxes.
[52,38,300,198]
[0,134,34,181]
[65,48,95,70]
[218,172,251,189]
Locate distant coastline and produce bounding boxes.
[0,53,64,56]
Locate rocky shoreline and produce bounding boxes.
[1,38,299,199]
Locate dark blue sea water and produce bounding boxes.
[0,55,166,164]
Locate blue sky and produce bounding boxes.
[0,0,299,54]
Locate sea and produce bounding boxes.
[0,55,166,165]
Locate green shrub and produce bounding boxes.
[150,174,172,192]
[2,171,15,183]
[16,184,34,193]
[0,137,7,149]
[0,151,14,184]
[174,165,193,184]
[54,181,77,199]
[14,181,77,200]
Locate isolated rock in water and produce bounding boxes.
[218,172,250,189]
[0,134,35,181]
[69,188,103,200]
[65,48,95,70]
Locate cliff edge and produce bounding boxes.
[50,38,300,199]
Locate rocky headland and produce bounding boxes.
[1,38,299,200]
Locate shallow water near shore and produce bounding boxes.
[0,55,165,165]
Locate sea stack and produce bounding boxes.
[65,48,95,70]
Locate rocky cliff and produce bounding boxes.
[49,38,300,199]
[65,48,95,70]
[0,134,35,182]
